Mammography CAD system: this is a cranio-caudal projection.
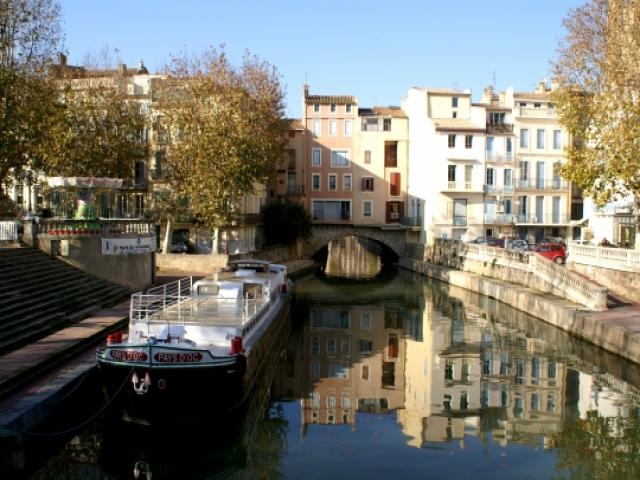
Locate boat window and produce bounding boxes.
[197,285,219,296]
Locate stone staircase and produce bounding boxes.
[0,247,131,354]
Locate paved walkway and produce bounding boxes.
[0,301,129,399]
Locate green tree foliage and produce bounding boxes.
[155,46,287,235]
[552,410,640,479]
[39,81,147,178]
[262,198,312,246]
[553,0,640,206]
[0,0,62,184]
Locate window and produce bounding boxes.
[520,128,529,149]
[361,364,370,380]
[327,338,336,355]
[343,174,352,192]
[363,201,372,217]
[506,137,513,156]
[311,337,320,354]
[534,102,541,108]
[346,104,352,113]
[452,111,457,118]
[390,172,401,196]
[364,150,371,164]
[452,97,458,108]
[448,165,456,182]
[312,148,321,167]
[361,312,371,329]
[383,118,391,131]
[519,102,527,107]
[359,339,373,353]
[331,150,350,167]
[362,177,374,191]
[448,134,456,148]
[384,141,398,167]
[465,135,473,149]
[344,119,352,137]
[536,129,545,149]
[310,362,320,380]
[553,129,562,149]
[453,198,467,226]
[504,169,513,187]
[328,174,337,191]
[313,104,320,113]
[362,118,379,131]
[313,200,351,220]
[490,112,506,125]
[330,103,336,113]
[311,173,320,191]
[313,119,321,136]
[445,360,454,380]
[328,119,337,136]
[486,168,494,186]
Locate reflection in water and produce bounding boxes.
[28,269,640,479]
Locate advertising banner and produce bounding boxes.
[102,237,156,255]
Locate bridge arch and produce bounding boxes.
[304,224,407,261]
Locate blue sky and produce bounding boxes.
[59,0,584,118]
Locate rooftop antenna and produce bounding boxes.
[492,71,496,89]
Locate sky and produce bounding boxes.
[59,0,585,118]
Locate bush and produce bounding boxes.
[262,199,312,246]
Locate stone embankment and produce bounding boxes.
[400,240,640,365]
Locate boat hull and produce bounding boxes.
[98,293,291,425]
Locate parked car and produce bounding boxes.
[171,241,188,253]
[470,236,504,247]
[534,242,566,264]
[509,239,533,252]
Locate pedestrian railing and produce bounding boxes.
[0,220,19,241]
[568,243,640,272]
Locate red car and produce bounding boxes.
[534,243,566,264]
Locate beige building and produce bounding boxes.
[299,304,405,432]
[272,119,306,201]
[353,107,409,225]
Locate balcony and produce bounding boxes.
[486,152,514,162]
[516,179,569,191]
[486,123,514,134]
[444,182,485,193]
[517,107,557,119]
[401,216,423,227]
[515,213,570,225]
[286,184,306,196]
[484,214,518,225]
[486,185,514,195]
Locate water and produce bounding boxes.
[22,268,640,479]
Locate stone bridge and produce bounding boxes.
[303,224,413,259]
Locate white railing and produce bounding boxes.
[463,243,608,310]
[530,254,608,310]
[130,277,194,322]
[0,220,19,241]
[568,244,640,272]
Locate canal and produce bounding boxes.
[21,268,640,479]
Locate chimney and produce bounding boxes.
[118,63,127,75]
[303,82,309,99]
[57,52,67,66]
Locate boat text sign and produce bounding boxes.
[102,237,156,255]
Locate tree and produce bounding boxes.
[553,0,640,241]
[38,81,147,178]
[154,46,287,254]
[0,0,62,186]
[262,198,312,246]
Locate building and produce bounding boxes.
[511,81,577,243]
[303,85,358,224]
[354,107,409,225]
[402,88,487,242]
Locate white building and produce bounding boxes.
[402,88,487,242]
